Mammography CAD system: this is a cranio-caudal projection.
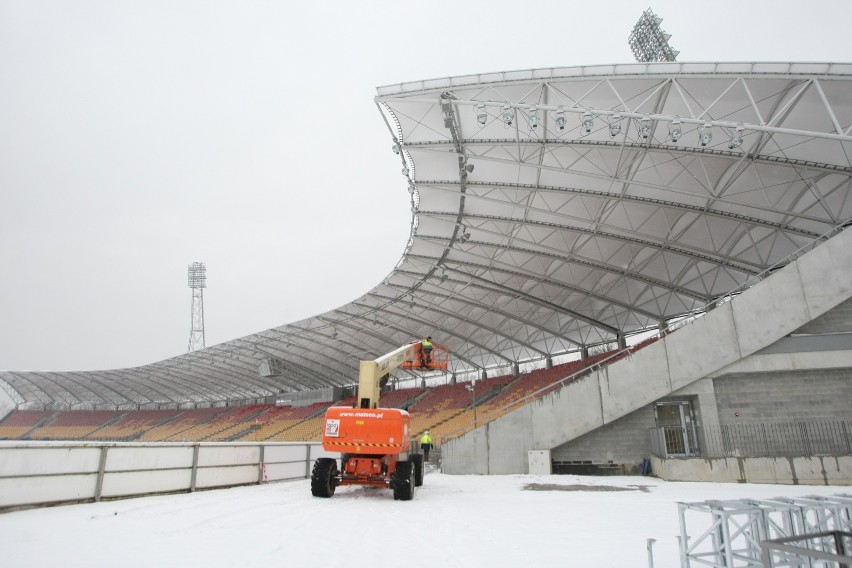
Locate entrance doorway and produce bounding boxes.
[654,401,698,456]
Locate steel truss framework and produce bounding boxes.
[2,62,852,409]
[679,495,852,567]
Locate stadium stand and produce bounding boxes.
[90,409,183,441]
[138,407,225,442]
[0,347,647,445]
[0,410,54,439]
[27,410,124,440]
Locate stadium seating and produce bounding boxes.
[138,408,226,442]
[0,410,55,439]
[0,339,661,447]
[89,409,183,441]
[28,410,124,440]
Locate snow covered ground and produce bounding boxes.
[0,470,846,567]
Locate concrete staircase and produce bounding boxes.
[443,227,852,474]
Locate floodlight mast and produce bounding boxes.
[187,261,206,352]
[628,8,679,62]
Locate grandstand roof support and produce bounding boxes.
[4,61,852,408]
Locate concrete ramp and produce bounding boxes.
[443,227,852,474]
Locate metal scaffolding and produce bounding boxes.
[679,495,852,566]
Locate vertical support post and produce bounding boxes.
[190,444,200,492]
[305,444,311,478]
[95,446,109,502]
[257,444,265,484]
[646,538,657,568]
[677,505,689,567]
[835,531,849,568]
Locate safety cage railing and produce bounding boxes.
[650,421,852,459]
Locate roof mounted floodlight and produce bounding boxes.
[609,114,622,137]
[669,118,682,143]
[462,163,475,174]
[581,112,593,133]
[555,107,566,130]
[458,225,472,243]
[501,105,514,126]
[699,123,713,147]
[402,166,409,176]
[476,104,487,125]
[640,116,652,140]
[528,107,539,128]
[392,142,400,154]
[729,124,744,149]
[408,183,415,194]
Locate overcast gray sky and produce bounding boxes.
[2,0,851,372]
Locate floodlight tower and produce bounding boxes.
[628,8,679,62]
[187,261,206,352]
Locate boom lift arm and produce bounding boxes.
[357,343,420,409]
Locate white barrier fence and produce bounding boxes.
[0,441,332,511]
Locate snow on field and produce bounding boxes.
[0,471,846,567]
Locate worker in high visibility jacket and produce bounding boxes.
[420,336,433,366]
[420,430,433,461]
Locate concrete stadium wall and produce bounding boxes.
[0,441,334,511]
[443,227,852,475]
[550,406,655,471]
[548,348,852,473]
[796,296,852,334]
[651,455,852,485]
[713,369,852,425]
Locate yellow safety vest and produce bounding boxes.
[421,433,432,445]
[422,339,433,349]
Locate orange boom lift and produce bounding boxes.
[311,341,448,501]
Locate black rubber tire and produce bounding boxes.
[392,460,415,501]
[411,454,424,487]
[311,457,337,498]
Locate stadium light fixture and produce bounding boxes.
[640,116,652,139]
[476,104,487,125]
[699,124,713,147]
[392,142,400,154]
[729,124,744,149]
[528,107,539,128]
[555,107,566,130]
[581,112,593,133]
[402,166,409,176]
[669,118,682,143]
[501,105,514,126]
[628,8,679,62]
[609,114,622,137]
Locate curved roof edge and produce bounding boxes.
[377,61,852,96]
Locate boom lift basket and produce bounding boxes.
[401,342,449,371]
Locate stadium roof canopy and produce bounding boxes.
[3,61,852,410]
